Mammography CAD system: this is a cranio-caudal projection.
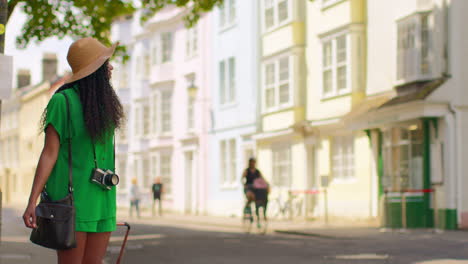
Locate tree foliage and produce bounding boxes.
[6,0,222,60]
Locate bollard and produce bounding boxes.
[323,188,329,225]
[401,192,407,231]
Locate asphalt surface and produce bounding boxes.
[2,207,468,264]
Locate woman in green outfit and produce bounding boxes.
[23,37,124,264]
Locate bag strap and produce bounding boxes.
[62,93,74,195]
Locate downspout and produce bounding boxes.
[441,0,459,225]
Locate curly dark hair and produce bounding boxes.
[41,60,124,143]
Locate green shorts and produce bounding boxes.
[76,217,116,233]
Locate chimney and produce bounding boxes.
[42,53,58,82]
[17,69,31,88]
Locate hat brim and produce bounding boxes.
[64,42,118,84]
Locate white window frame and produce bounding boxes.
[185,26,198,59]
[150,88,173,136]
[331,134,355,182]
[150,151,173,197]
[262,55,293,113]
[160,32,174,64]
[134,103,143,138]
[272,145,291,188]
[219,138,238,187]
[219,57,236,106]
[136,55,143,80]
[320,32,351,99]
[396,12,432,84]
[262,0,293,33]
[219,0,237,30]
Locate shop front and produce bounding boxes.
[379,120,432,228]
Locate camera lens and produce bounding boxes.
[104,174,119,186]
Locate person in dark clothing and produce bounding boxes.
[151,177,164,216]
[242,158,263,209]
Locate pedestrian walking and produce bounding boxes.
[23,37,123,263]
[129,178,141,218]
[151,177,164,216]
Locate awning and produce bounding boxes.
[344,78,448,130]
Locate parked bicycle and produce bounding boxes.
[269,191,303,220]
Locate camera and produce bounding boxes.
[90,168,119,190]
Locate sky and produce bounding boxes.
[5,4,73,89]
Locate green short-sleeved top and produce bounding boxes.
[44,85,116,223]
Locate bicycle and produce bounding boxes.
[269,191,303,220]
[242,195,269,234]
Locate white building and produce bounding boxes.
[112,8,213,214]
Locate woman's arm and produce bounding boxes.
[241,170,247,185]
[23,126,60,228]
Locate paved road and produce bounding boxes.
[104,223,468,264]
[2,207,468,264]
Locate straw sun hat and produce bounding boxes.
[65,37,118,84]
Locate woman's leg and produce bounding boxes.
[57,232,87,264]
[82,232,112,264]
[158,198,163,216]
[136,200,140,218]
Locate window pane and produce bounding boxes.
[192,28,198,55]
[229,139,237,183]
[265,0,274,29]
[220,141,227,184]
[219,61,226,104]
[229,57,236,102]
[143,104,150,136]
[161,32,173,63]
[323,42,332,67]
[337,66,347,91]
[278,0,289,23]
[161,91,172,132]
[279,84,289,104]
[266,88,275,108]
[279,57,289,81]
[219,3,226,27]
[420,14,430,75]
[336,35,347,63]
[229,0,236,24]
[323,70,332,94]
[161,154,172,195]
[265,63,275,85]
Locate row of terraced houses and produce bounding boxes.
[3,0,468,230]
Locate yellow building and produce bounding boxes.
[254,0,309,217]
[0,90,21,204]
[304,0,377,221]
[0,54,67,205]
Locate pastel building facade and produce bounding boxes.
[206,0,260,216]
[352,0,466,229]
[112,8,212,214]
[305,0,374,220]
[254,0,309,214]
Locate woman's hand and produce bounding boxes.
[23,203,37,229]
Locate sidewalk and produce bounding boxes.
[116,208,468,242]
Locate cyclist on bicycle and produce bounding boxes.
[242,157,262,208]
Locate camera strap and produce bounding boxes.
[91,134,116,171]
[62,93,74,196]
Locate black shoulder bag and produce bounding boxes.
[30,92,76,250]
